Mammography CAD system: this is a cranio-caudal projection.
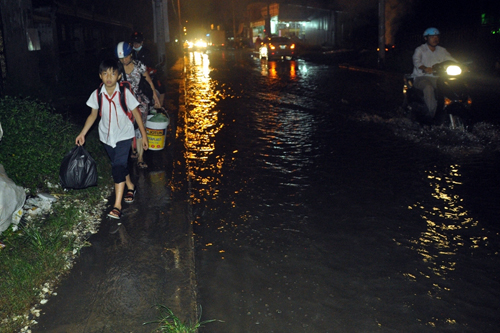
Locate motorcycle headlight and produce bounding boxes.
[446,65,462,76]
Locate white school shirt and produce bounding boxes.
[86,83,140,148]
[412,43,457,78]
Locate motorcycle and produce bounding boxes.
[402,60,472,130]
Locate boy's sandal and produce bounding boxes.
[130,151,138,159]
[107,207,122,220]
[124,188,136,203]
[137,161,148,169]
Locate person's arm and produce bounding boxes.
[131,107,148,150]
[76,108,98,146]
[143,71,161,108]
[413,47,433,74]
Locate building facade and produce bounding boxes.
[248,2,353,48]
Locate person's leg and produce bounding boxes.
[112,181,126,212]
[136,137,144,162]
[130,137,138,159]
[414,76,438,119]
[104,139,133,218]
[136,138,148,168]
[123,174,136,203]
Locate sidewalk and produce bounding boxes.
[31,57,197,333]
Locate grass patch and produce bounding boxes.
[144,305,220,333]
[0,96,113,332]
[1,206,78,317]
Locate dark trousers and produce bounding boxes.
[104,139,132,183]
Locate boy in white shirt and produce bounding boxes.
[75,59,148,219]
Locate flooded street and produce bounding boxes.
[185,50,500,332]
[29,50,500,333]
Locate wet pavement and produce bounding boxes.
[31,49,500,333]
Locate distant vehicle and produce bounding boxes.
[183,38,208,52]
[259,36,296,60]
[209,30,226,49]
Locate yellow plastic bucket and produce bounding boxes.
[146,113,169,151]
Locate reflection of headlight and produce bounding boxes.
[290,44,295,49]
[446,65,462,76]
[195,40,208,48]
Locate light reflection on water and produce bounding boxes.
[406,163,489,307]
[184,52,227,205]
[253,60,317,186]
[260,59,298,81]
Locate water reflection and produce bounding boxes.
[259,59,298,80]
[253,60,316,186]
[407,164,488,282]
[184,52,227,205]
[252,107,315,187]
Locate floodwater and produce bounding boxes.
[184,50,500,332]
[29,50,500,333]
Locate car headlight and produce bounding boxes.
[195,40,207,48]
[446,65,462,76]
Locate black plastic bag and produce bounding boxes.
[59,145,98,189]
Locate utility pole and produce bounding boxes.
[232,0,236,39]
[265,1,271,37]
[378,0,385,68]
[177,0,182,43]
[152,0,169,66]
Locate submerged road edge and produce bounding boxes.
[165,56,200,325]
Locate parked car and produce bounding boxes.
[259,36,296,60]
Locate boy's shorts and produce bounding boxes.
[104,139,132,183]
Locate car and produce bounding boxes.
[259,36,296,60]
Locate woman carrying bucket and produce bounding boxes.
[116,41,160,169]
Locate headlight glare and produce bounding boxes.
[446,65,462,76]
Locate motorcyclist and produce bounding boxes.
[412,27,457,120]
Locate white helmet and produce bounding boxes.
[115,41,132,59]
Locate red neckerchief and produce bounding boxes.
[104,91,119,140]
